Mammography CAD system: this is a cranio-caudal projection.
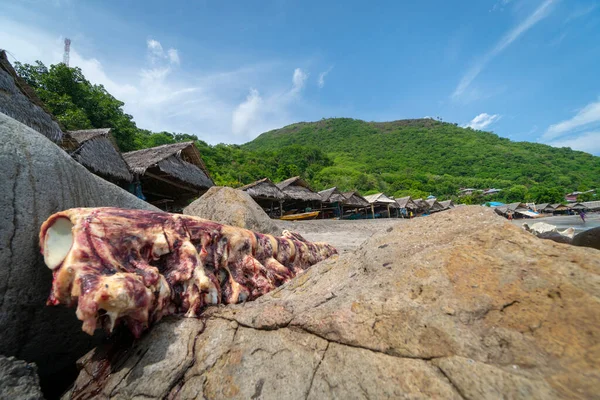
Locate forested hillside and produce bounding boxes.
[14,61,600,204]
[245,118,600,203]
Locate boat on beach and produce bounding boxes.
[279,211,320,221]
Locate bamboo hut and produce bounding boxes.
[582,201,600,211]
[494,202,540,218]
[413,198,431,214]
[0,50,72,145]
[123,142,214,210]
[239,178,287,217]
[534,203,554,213]
[363,193,399,218]
[425,198,446,213]
[318,187,345,218]
[340,191,370,219]
[439,200,455,210]
[395,196,419,218]
[551,203,571,214]
[276,176,322,215]
[68,128,132,184]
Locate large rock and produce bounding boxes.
[0,355,44,400]
[184,186,282,235]
[65,206,600,399]
[0,112,158,395]
[572,226,600,250]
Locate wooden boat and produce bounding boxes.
[279,211,320,221]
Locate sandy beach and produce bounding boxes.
[280,212,600,253]
[280,218,407,252]
[510,212,600,233]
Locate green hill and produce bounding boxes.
[242,118,600,203]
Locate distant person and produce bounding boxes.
[409,211,413,219]
[507,211,513,221]
[579,210,586,223]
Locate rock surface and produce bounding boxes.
[184,186,282,235]
[572,226,600,250]
[0,112,158,395]
[0,355,44,400]
[66,206,600,399]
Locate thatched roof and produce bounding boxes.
[0,50,67,143]
[239,178,286,201]
[342,191,370,208]
[276,176,322,202]
[318,187,345,203]
[582,201,600,210]
[364,193,398,207]
[68,128,132,182]
[535,203,553,212]
[124,142,213,189]
[439,200,455,209]
[413,198,430,210]
[395,196,418,209]
[425,198,445,212]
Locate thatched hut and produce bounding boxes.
[551,203,571,214]
[395,196,419,217]
[239,178,287,217]
[68,128,132,184]
[364,193,399,218]
[276,176,322,214]
[534,203,554,213]
[123,142,214,210]
[0,50,70,145]
[413,198,431,214]
[439,200,455,210]
[318,187,346,218]
[582,201,600,211]
[425,198,446,213]
[340,191,370,219]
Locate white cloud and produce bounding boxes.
[565,4,597,24]
[167,48,180,65]
[318,66,333,88]
[543,99,600,140]
[547,131,600,155]
[0,17,310,144]
[146,38,179,65]
[292,68,308,93]
[464,113,501,130]
[231,68,309,138]
[453,0,555,100]
[232,89,263,136]
[491,0,513,12]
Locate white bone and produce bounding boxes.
[44,217,74,270]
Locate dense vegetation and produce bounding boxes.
[15,61,600,204]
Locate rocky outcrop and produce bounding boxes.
[0,112,158,395]
[65,206,600,399]
[572,226,600,250]
[0,356,44,400]
[184,186,282,235]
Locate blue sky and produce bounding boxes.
[1,0,599,154]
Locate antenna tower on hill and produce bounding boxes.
[63,38,71,66]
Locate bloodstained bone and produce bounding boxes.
[39,207,337,337]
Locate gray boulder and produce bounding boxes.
[572,226,600,251]
[66,206,600,399]
[0,355,44,400]
[184,186,282,235]
[0,112,158,394]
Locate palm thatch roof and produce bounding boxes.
[582,201,600,211]
[425,198,445,212]
[413,198,430,210]
[318,187,345,203]
[239,178,287,201]
[535,203,553,212]
[439,200,455,209]
[124,142,213,189]
[276,176,322,202]
[364,193,399,208]
[0,50,67,144]
[68,128,132,182]
[395,196,418,209]
[342,191,370,208]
